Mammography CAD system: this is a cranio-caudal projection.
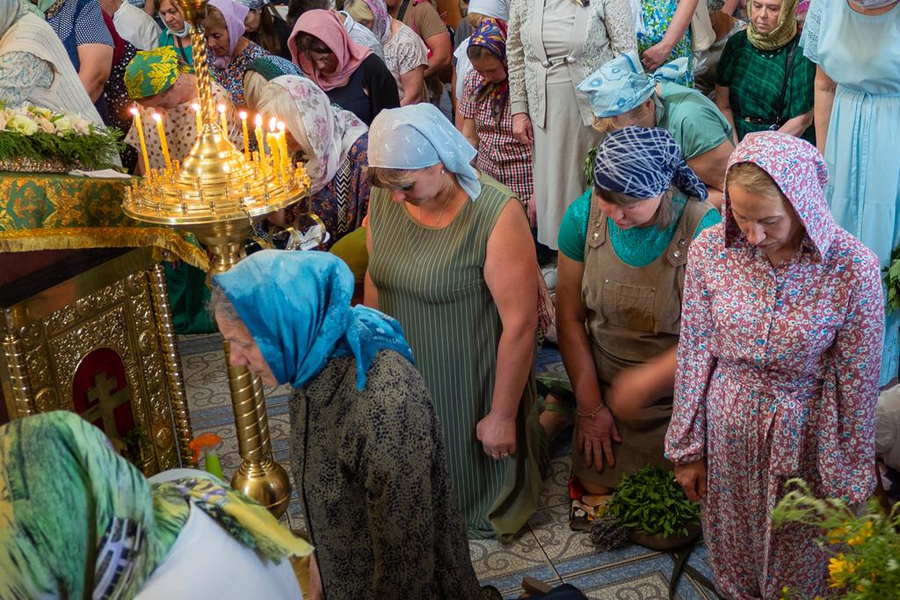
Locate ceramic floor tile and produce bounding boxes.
[540,455,572,510]
[469,529,558,592]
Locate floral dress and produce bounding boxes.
[665,133,884,598]
[210,41,271,107]
[638,0,694,86]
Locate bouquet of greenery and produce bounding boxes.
[0,103,122,171]
[773,478,900,599]
[884,245,900,313]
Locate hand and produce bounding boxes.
[640,40,674,72]
[575,405,621,471]
[512,113,534,146]
[674,459,708,502]
[476,412,517,460]
[526,200,536,227]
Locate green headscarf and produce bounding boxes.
[746,0,800,51]
[125,46,192,100]
[0,411,311,599]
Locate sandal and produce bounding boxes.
[521,576,553,597]
[569,498,592,531]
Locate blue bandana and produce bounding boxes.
[214,251,414,391]
[577,51,688,118]
[593,127,708,201]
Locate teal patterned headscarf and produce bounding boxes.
[214,250,414,390]
[577,50,688,118]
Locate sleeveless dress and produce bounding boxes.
[573,194,715,487]
[800,0,900,385]
[368,175,545,539]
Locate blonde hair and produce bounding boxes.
[366,166,415,189]
[726,162,784,199]
[591,101,653,134]
[344,0,375,24]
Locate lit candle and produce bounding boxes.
[267,117,280,174]
[277,122,289,171]
[239,110,250,162]
[254,113,266,178]
[218,104,228,133]
[130,106,151,174]
[152,112,171,170]
[192,102,201,133]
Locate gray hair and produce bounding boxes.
[208,285,241,324]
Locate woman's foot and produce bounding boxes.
[568,476,613,531]
[539,390,574,439]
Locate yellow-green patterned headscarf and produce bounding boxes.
[125,46,191,100]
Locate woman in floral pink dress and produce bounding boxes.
[665,131,884,599]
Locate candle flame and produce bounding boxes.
[255,113,263,127]
[152,112,162,123]
[218,104,227,114]
[277,121,285,132]
[129,106,138,116]
[239,110,247,119]
[269,117,277,132]
[191,103,200,111]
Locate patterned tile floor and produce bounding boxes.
[178,334,717,599]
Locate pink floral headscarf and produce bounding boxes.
[287,9,373,92]
[359,0,392,44]
[724,131,834,261]
[208,0,249,67]
[265,75,368,192]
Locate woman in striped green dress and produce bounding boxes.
[364,104,547,539]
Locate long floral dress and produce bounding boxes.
[665,133,884,599]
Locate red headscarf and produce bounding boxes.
[287,9,372,92]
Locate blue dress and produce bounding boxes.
[801,0,900,385]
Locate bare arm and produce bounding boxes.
[687,139,732,209]
[813,65,836,155]
[364,223,379,309]
[422,32,451,78]
[399,66,425,105]
[641,0,698,70]
[143,0,158,16]
[719,0,740,15]
[606,346,678,420]
[77,43,113,102]
[714,84,738,146]
[461,117,478,151]
[477,200,538,457]
[778,109,814,138]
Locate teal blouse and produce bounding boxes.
[557,189,721,266]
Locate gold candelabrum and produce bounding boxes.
[122,0,311,518]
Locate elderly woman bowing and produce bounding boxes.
[364,104,547,540]
[213,250,488,600]
[666,132,884,598]
[204,0,271,107]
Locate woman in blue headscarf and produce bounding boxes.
[211,250,488,600]
[555,126,720,529]
[364,103,548,541]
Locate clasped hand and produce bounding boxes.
[477,412,516,460]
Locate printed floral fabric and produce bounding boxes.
[210,40,270,106]
[636,0,694,86]
[382,21,428,98]
[665,132,884,598]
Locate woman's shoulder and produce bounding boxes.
[823,228,881,281]
[359,350,435,417]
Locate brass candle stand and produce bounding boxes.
[122,0,310,517]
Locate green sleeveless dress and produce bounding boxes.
[368,175,545,540]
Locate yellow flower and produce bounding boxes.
[828,554,856,589]
[827,524,849,544]
[847,520,874,546]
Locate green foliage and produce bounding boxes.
[773,478,900,599]
[605,465,701,537]
[884,244,900,313]
[0,127,123,171]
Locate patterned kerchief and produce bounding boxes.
[125,46,190,99]
[592,126,708,200]
[577,50,688,118]
[468,18,508,125]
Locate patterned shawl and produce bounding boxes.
[214,250,414,390]
[467,17,508,125]
[592,126,708,201]
[724,131,833,260]
[125,46,191,99]
[747,0,800,51]
[263,74,367,192]
[360,0,392,44]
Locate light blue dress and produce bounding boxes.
[801,0,900,385]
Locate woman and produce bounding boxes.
[32,0,114,106]
[244,69,371,247]
[636,0,698,85]
[800,0,900,386]
[102,12,139,170]
[212,250,487,599]
[715,0,815,143]
[344,0,428,105]
[204,0,271,107]
[238,0,291,59]
[0,411,309,600]
[555,126,719,528]
[288,9,399,125]
[507,0,634,251]
[364,104,544,539]
[459,18,534,223]
[0,0,103,127]
[157,0,193,65]
[666,132,884,598]
[579,52,734,206]
[125,46,239,174]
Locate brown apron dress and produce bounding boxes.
[572,195,715,488]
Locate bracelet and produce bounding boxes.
[576,404,603,420]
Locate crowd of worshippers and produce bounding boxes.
[2,0,900,597]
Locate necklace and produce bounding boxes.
[416,190,454,227]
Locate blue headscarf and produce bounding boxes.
[367,103,481,200]
[577,51,688,118]
[593,127,708,201]
[214,251,414,391]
